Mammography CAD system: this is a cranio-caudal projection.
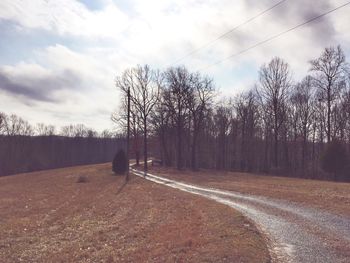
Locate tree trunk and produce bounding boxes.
[301,128,307,176]
[191,132,197,171]
[134,135,140,166]
[177,118,183,170]
[264,128,269,172]
[222,133,226,170]
[144,119,148,171]
[160,129,170,166]
[274,129,278,168]
[327,86,331,143]
[312,126,316,178]
[136,151,140,166]
[241,118,246,170]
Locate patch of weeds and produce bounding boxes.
[76,175,88,183]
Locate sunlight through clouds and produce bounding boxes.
[0,0,349,130]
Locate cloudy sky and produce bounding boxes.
[0,0,349,131]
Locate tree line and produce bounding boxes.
[0,113,125,176]
[0,112,117,138]
[116,45,350,181]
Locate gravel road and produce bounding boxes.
[132,168,350,263]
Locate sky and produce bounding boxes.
[0,0,349,131]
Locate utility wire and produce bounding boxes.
[197,1,350,72]
[169,0,289,66]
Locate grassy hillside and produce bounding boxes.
[0,163,269,263]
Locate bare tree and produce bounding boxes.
[36,123,56,136]
[109,51,349,181]
[116,65,159,171]
[100,129,113,138]
[214,102,232,170]
[86,129,97,138]
[341,88,350,146]
[163,67,192,170]
[0,112,6,135]
[310,45,349,143]
[60,124,90,137]
[4,114,34,136]
[150,87,173,166]
[74,124,89,137]
[187,73,215,170]
[290,76,315,174]
[60,125,75,137]
[257,57,291,168]
[235,91,259,171]
[112,95,142,165]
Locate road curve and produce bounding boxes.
[131,168,350,263]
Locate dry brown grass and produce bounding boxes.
[147,166,350,217]
[0,163,270,263]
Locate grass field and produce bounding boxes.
[0,163,270,263]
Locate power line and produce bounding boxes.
[197,1,350,72]
[169,0,289,66]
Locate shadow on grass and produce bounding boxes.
[115,174,137,195]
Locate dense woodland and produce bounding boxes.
[116,45,350,181]
[0,114,125,176]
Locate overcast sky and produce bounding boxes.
[0,0,349,131]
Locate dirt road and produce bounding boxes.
[132,168,350,263]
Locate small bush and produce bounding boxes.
[113,149,127,175]
[321,140,348,180]
[76,175,88,183]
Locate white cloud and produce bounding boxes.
[0,0,129,38]
[0,44,119,130]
